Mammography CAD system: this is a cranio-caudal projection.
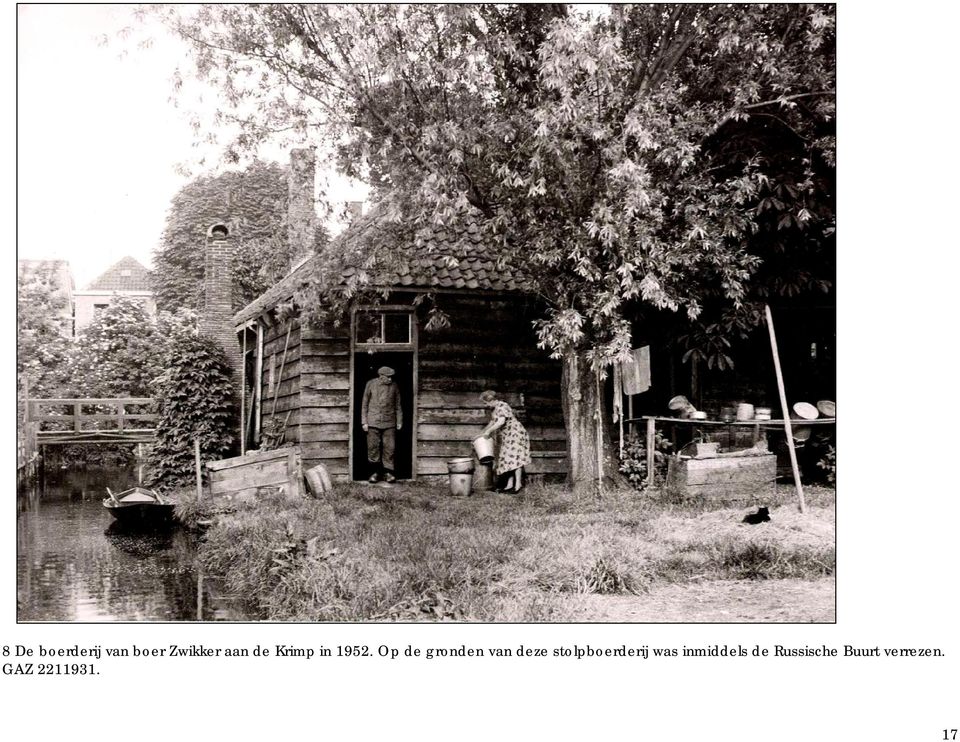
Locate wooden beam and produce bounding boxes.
[646,416,656,488]
[765,304,806,514]
[241,325,247,455]
[194,439,203,502]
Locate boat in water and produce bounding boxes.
[103,486,175,528]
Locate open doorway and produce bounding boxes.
[352,351,415,480]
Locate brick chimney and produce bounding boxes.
[202,223,242,381]
[287,148,317,270]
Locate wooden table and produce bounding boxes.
[627,416,837,487]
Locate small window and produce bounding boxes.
[355,310,412,346]
[356,312,383,344]
[384,313,410,344]
[120,269,132,277]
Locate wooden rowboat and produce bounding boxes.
[103,486,175,527]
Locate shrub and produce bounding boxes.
[146,334,237,492]
[817,444,836,485]
[619,432,673,490]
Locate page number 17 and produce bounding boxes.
[943,731,958,740]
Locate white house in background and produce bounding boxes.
[74,256,156,332]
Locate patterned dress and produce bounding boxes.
[491,400,532,476]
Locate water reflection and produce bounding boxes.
[17,468,248,622]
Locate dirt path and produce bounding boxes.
[570,578,835,623]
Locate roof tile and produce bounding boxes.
[87,256,152,291]
[233,209,531,325]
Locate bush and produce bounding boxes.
[817,444,836,485]
[146,334,237,492]
[619,432,673,490]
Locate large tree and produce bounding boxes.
[149,3,835,495]
[153,159,321,313]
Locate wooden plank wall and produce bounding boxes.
[260,317,303,435]
[297,319,351,479]
[416,294,565,477]
[288,293,565,481]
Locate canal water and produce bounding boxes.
[17,468,248,622]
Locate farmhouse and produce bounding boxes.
[224,155,566,482]
[211,150,834,488]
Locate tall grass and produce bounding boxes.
[196,482,835,621]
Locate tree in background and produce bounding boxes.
[19,293,199,469]
[152,160,324,313]
[150,4,835,495]
[17,273,73,397]
[67,295,169,398]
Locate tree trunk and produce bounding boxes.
[561,351,622,499]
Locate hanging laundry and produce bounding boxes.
[620,346,651,395]
[612,363,623,422]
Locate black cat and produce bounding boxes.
[742,506,771,525]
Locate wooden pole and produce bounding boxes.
[240,326,247,455]
[253,322,264,443]
[764,304,806,513]
[595,367,604,500]
[645,416,656,488]
[271,322,293,419]
[197,571,204,621]
[194,438,203,503]
[614,364,624,458]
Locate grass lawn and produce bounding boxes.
[183,479,835,623]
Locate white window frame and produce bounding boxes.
[353,306,415,350]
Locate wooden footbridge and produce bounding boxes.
[20,397,157,456]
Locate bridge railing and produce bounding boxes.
[25,398,157,443]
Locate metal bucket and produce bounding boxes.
[472,437,494,464]
[736,403,755,421]
[447,458,474,496]
[448,472,473,496]
[472,460,494,492]
[447,457,475,474]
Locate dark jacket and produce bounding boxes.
[362,378,402,428]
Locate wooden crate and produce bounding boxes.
[207,446,304,500]
[667,452,776,499]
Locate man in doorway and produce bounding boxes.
[361,366,403,483]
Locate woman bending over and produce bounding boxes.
[478,390,532,493]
